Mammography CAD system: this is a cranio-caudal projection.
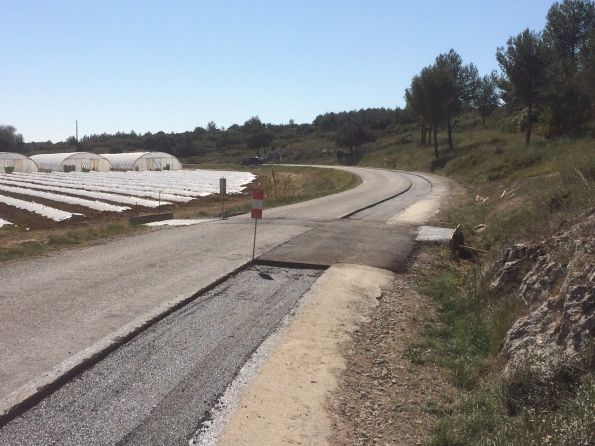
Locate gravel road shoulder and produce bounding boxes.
[213,264,395,446]
[329,248,456,446]
[208,250,456,446]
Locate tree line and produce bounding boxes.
[0,125,24,153]
[11,107,412,161]
[406,0,595,156]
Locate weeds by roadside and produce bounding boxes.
[402,131,595,445]
[0,223,144,261]
[416,250,525,390]
[417,247,594,446]
[430,359,594,446]
[255,165,361,208]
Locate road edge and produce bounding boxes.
[210,263,395,446]
[0,262,250,428]
[0,168,441,429]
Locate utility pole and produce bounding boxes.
[75,120,79,147]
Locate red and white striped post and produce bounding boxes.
[251,188,264,260]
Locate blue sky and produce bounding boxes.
[1,0,553,142]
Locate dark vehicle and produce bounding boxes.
[240,157,264,167]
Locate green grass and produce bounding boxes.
[430,365,594,446]
[417,247,593,446]
[418,251,526,384]
[45,224,134,246]
[0,240,47,261]
[420,129,595,253]
[403,123,594,445]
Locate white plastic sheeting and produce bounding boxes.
[0,152,38,173]
[14,169,255,197]
[103,152,182,171]
[30,152,112,172]
[0,194,82,221]
[0,169,255,221]
[145,218,214,227]
[0,184,130,212]
[0,174,188,203]
[0,176,169,207]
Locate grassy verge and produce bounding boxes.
[0,223,146,262]
[414,245,594,445]
[393,127,595,445]
[418,247,594,445]
[258,165,360,207]
[413,251,522,390]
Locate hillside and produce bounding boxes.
[408,121,594,444]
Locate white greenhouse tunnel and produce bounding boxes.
[102,152,182,171]
[0,152,38,173]
[30,152,112,172]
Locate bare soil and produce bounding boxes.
[329,248,456,446]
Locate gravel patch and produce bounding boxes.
[329,251,455,446]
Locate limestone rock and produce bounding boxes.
[498,210,594,375]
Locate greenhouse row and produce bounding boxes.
[0,152,183,173]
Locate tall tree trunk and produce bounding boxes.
[427,127,432,147]
[447,117,453,151]
[433,124,439,159]
[482,115,486,129]
[421,122,426,146]
[526,102,532,146]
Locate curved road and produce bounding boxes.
[264,166,413,219]
[0,167,446,428]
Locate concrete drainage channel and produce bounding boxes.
[0,265,323,446]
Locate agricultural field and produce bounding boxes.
[0,165,358,261]
[0,169,255,229]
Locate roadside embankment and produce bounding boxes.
[396,136,595,444]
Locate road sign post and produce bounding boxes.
[220,177,227,219]
[251,188,264,261]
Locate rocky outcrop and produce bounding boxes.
[494,210,594,374]
[490,243,546,291]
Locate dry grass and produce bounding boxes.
[406,128,595,445]
[0,223,146,261]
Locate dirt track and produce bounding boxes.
[329,249,455,446]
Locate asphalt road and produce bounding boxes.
[258,171,433,270]
[263,166,413,220]
[0,266,322,446]
[0,166,450,444]
[0,166,420,400]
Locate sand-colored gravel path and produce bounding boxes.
[216,264,394,446]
